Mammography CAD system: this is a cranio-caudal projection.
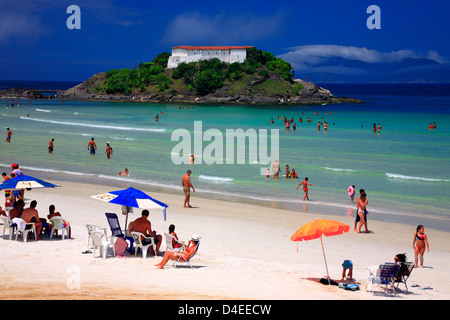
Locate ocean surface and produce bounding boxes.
[1,82,449,230]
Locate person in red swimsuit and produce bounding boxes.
[296,177,313,201]
[413,225,430,268]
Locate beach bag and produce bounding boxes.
[114,237,128,256]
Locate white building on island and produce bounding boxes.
[167,45,253,69]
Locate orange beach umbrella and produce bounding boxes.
[291,218,350,284]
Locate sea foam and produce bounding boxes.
[20,117,166,132]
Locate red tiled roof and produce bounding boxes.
[172,46,253,50]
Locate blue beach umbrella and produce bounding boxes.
[0,174,60,190]
[91,187,168,224]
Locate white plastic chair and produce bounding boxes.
[49,216,70,240]
[92,231,115,259]
[86,224,107,248]
[0,216,16,240]
[131,231,155,258]
[164,233,185,252]
[14,221,37,242]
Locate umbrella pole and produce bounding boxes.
[320,236,331,285]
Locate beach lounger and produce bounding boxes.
[49,216,70,240]
[395,262,415,292]
[366,262,400,296]
[86,224,108,248]
[131,231,156,258]
[92,231,115,259]
[105,213,134,252]
[164,233,185,252]
[173,241,200,268]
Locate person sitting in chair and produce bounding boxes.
[128,209,162,256]
[155,235,200,269]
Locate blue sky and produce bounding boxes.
[1,0,449,82]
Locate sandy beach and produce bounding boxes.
[0,179,449,301]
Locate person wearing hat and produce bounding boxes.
[155,235,200,269]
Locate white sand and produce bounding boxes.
[0,179,449,300]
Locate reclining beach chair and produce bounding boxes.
[105,213,134,252]
[395,262,415,292]
[366,262,400,296]
[131,231,156,258]
[164,232,185,252]
[173,241,200,268]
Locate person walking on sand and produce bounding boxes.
[182,170,195,208]
[413,225,429,268]
[48,138,54,154]
[296,177,313,201]
[106,142,113,159]
[87,138,97,155]
[6,128,12,143]
[355,189,370,233]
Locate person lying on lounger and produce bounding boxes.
[154,235,200,269]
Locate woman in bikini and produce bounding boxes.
[413,225,429,268]
[155,235,200,269]
[355,190,369,233]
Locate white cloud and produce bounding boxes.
[162,11,285,45]
[279,45,446,71]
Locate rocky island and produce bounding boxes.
[2,47,363,105]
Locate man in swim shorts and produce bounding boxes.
[6,128,12,143]
[296,177,313,201]
[48,138,54,154]
[181,170,195,208]
[87,138,97,155]
[128,209,162,256]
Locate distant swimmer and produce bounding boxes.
[87,138,97,155]
[119,168,129,176]
[189,154,195,164]
[271,118,274,125]
[373,123,376,133]
[290,169,298,179]
[433,122,436,129]
[317,121,321,131]
[155,114,159,122]
[377,124,382,132]
[296,177,313,201]
[48,138,54,154]
[106,142,113,159]
[323,122,328,131]
[6,128,12,143]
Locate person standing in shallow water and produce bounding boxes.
[87,138,97,155]
[106,142,113,159]
[296,177,313,201]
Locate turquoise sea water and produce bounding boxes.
[1,84,449,230]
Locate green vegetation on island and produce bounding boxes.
[93,48,297,97]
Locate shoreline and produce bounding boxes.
[1,178,449,300]
[21,167,450,233]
